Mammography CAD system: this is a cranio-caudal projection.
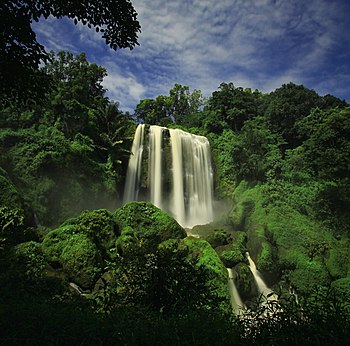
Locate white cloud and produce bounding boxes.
[32,0,350,110]
[102,63,146,112]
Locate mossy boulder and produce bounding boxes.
[216,244,245,267]
[183,238,231,314]
[60,233,101,289]
[11,241,46,279]
[206,230,247,268]
[114,202,186,249]
[234,262,258,302]
[205,229,230,248]
[61,209,119,256]
[257,241,280,285]
[42,225,102,289]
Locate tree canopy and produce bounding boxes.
[0,0,141,105]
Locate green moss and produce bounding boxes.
[215,237,246,268]
[183,238,231,313]
[331,277,350,302]
[234,262,258,302]
[63,209,119,254]
[60,233,101,289]
[115,226,138,254]
[41,225,76,265]
[325,239,350,279]
[218,246,244,267]
[12,241,46,279]
[205,229,230,248]
[289,260,330,294]
[114,202,186,248]
[42,223,102,289]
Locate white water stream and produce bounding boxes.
[123,124,145,203]
[246,252,278,302]
[227,268,245,315]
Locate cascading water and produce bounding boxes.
[227,268,245,315]
[123,124,214,228]
[148,126,165,209]
[246,252,278,301]
[123,124,145,203]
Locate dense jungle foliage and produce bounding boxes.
[1,49,350,345]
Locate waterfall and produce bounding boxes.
[149,126,165,209]
[123,124,145,203]
[227,268,245,315]
[246,252,278,301]
[123,125,214,228]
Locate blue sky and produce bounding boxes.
[33,0,350,112]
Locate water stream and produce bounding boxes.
[227,268,245,315]
[246,252,278,302]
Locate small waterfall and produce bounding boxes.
[123,124,145,203]
[227,268,245,315]
[123,125,214,228]
[246,252,278,301]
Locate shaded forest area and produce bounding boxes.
[1,1,350,345]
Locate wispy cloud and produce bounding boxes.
[33,0,350,109]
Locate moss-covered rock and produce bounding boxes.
[60,233,101,289]
[11,241,46,279]
[41,225,76,266]
[257,240,280,285]
[61,209,119,256]
[42,221,104,289]
[114,202,186,249]
[205,229,230,248]
[183,238,231,314]
[234,262,258,302]
[216,244,245,267]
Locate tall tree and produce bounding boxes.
[207,82,260,131]
[0,0,141,105]
[40,51,108,137]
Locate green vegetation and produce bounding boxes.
[1,11,350,340]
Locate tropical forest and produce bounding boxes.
[1,1,350,345]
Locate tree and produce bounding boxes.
[135,84,205,127]
[262,83,323,147]
[0,0,141,105]
[232,116,284,181]
[207,82,260,131]
[168,83,204,125]
[41,51,108,137]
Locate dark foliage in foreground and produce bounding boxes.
[0,286,349,345]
